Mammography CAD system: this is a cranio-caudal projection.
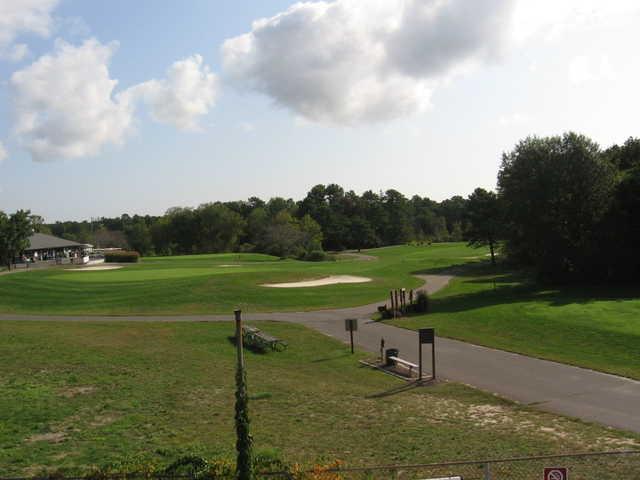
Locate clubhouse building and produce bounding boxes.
[23,233,91,264]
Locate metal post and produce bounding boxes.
[234,310,244,370]
[418,336,423,380]
[349,327,354,354]
[432,335,436,380]
[483,462,491,480]
[380,338,385,363]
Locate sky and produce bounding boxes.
[1,0,639,221]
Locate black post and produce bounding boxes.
[349,327,354,354]
[380,338,385,363]
[432,335,436,381]
[418,336,423,380]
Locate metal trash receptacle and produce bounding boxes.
[385,348,399,366]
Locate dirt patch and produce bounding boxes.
[262,275,372,288]
[89,413,119,428]
[58,386,96,398]
[27,432,66,443]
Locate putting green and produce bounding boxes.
[0,243,483,315]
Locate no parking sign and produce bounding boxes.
[543,467,568,480]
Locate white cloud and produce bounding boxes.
[222,0,513,125]
[568,55,616,86]
[10,39,219,161]
[10,39,134,162]
[0,0,59,60]
[512,0,640,44]
[125,54,218,131]
[0,141,7,162]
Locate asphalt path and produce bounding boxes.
[2,274,639,434]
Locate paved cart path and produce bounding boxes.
[1,274,640,434]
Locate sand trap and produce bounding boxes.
[219,264,242,267]
[262,275,372,288]
[69,266,123,271]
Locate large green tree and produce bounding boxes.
[465,188,502,265]
[0,210,32,270]
[498,133,616,280]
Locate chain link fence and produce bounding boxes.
[2,451,639,480]
[288,450,640,480]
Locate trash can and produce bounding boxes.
[385,348,399,366]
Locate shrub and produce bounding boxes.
[104,251,140,263]
[302,250,330,262]
[413,291,430,314]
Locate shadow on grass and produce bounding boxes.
[409,261,640,315]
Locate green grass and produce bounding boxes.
[391,262,640,379]
[0,244,476,315]
[1,321,637,476]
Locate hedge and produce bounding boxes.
[104,251,140,263]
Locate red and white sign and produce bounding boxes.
[543,467,568,480]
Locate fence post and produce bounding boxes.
[483,462,492,480]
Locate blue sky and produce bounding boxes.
[1,0,639,221]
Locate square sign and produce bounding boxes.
[419,328,435,344]
[543,467,568,480]
[345,318,358,331]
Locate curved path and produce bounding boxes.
[1,274,640,435]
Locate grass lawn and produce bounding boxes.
[390,262,640,379]
[0,244,476,315]
[1,321,637,476]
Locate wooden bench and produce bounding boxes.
[388,356,418,376]
[243,326,287,352]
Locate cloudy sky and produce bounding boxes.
[1,0,639,221]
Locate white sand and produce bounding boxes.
[219,264,242,267]
[262,275,372,288]
[69,266,123,271]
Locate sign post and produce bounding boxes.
[418,328,435,381]
[345,318,358,354]
[543,467,568,480]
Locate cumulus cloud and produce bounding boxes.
[0,141,7,162]
[222,0,513,124]
[125,54,218,130]
[0,0,58,60]
[10,39,134,162]
[10,39,218,161]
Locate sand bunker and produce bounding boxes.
[262,275,372,288]
[219,264,242,267]
[69,266,123,271]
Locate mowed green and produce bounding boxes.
[1,321,637,476]
[0,244,475,315]
[392,262,640,379]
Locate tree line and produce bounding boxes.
[38,188,470,259]
[3,132,639,282]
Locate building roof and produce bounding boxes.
[25,233,85,251]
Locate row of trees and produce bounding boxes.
[42,189,471,258]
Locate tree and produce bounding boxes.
[196,203,246,253]
[498,133,616,280]
[465,188,502,265]
[125,220,153,255]
[0,210,32,270]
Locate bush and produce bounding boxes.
[104,251,140,263]
[412,291,430,314]
[302,250,330,262]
